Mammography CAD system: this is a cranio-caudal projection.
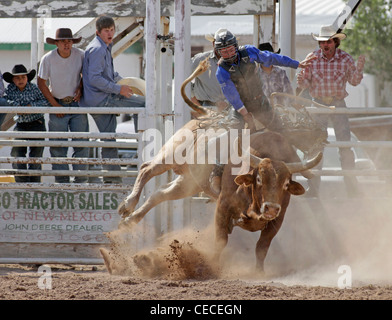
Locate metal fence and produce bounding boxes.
[0,106,143,190]
[1,105,392,183]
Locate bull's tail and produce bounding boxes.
[181,58,210,116]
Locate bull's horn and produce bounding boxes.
[286,152,323,174]
[180,58,209,116]
[248,153,263,168]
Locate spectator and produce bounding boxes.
[3,64,49,182]
[258,42,294,106]
[190,30,230,112]
[297,25,366,197]
[80,15,145,184]
[38,28,89,184]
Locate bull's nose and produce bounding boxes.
[261,202,281,220]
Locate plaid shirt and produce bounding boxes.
[299,48,363,100]
[5,82,49,123]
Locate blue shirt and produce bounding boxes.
[216,45,299,111]
[5,82,49,123]
[80,36,122,107]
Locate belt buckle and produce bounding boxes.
[62,96,74,104]
[321,96,334,105]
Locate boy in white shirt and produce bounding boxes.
[38,28,89,184]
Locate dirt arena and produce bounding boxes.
[1,205,392,301]
[1,263,392,301]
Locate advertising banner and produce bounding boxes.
[0,189,126,244]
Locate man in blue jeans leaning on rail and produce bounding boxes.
[80,15,145,184]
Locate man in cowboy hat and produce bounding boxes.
[297,25,366,197]
[38,28,89,184]
[3,64,49,182]
[258,42,293,106]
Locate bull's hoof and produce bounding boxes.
[99,248,114,274]
[100,247,130,275]
[118,201,132,219]
[118,214,139,230]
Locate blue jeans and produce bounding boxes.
[49,101,89,183]
[314,99,354,170]
[11,118,46,183]
[129,94,145,132]
[308,99,359,196]
[0,97,9,128]
[93,94,145,182]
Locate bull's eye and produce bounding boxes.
[283,180,290,190]
[256,175,262,185]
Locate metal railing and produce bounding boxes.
[1,105,392,186]
[0,106,143,190]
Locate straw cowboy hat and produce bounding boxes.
[311,25,346,41]
[46,28,82,45]
[258,42,281,54]
[117,77,146,96]
[205,28,240,42]
[3,64,36,83]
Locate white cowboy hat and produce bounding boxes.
[311,25,346,41]
[117,77,146,96]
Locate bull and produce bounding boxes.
[114,58,322,273]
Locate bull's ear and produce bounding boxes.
[287,180,305,195]
[234,173,254,186]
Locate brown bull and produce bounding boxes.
[214,131,322,272]
[115,58,321,274]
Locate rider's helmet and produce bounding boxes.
[213,29,238,63]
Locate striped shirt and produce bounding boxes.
[299,48,363,100]
[5,82,49,123]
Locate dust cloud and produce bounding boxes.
[263,190,392,287]
[101,187,392,288]
[100,224,220,280]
